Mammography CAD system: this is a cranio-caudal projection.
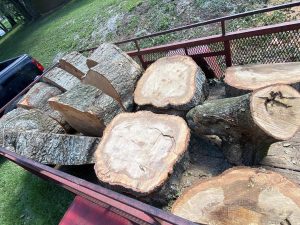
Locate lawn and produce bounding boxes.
[0,0,297,224]
[0,157,74,225]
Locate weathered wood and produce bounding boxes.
[17,82,62,110]
[261,166,300,186]
[83,43,143,110]
[225,62,300,90]
[43,67,81,91]
[17,82,72,130]
[187,84,300,165]
[94,111,190,201]
[134,56,208,111]
[172,167,300,225]
[0,108,64,145]
[59,51,89,79]
[260,132,300,171]
[3,131,100,165]
[48,84,123,137]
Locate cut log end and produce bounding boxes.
[225,62,300,90]
[172,167,300,225]
[94,111,190,195]
[251,84,300,140]
[134,55,208,109]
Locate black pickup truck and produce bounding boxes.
[0,54,44,116]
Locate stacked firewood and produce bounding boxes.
[2,42,300,224]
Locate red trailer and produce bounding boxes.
[1,2,300,224]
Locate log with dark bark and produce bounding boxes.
[187,84,300,165]
[0,108,64,145]
[59,51,89,79]
[48,84,123,137]
[83,43,143,110]
[172,167,300,225]
[43,67,81,91]
[134,56,208,112]
[224,62,300,97]
[94,111,190,202]
[3,131,100,165]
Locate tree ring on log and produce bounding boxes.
[134,55,208,110]
[172,167,300,225]
[94,111,190,196]
[251,84,300,140]
[225,62,300,90]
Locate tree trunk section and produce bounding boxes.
[3,131,100,165]
[43,67,81,91]
[187,84,300,165]
[0,108,65,145]
[225,62,300,91]
[172,167,300,225]
[48,84,123,137]
[59,51,89,79]
[94,111,190,203]
[83,43,143,110]
[16,82,72,130]
[134,55,208,112]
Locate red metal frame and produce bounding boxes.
[1,2,300,224]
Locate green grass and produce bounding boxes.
[0,157,74,225]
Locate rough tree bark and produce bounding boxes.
[0,108,64,145]
[187,84,300,165]
[16,82,72,130]
[43,67,81,92]
[94,111,190,202]
[59,51,89,79]
[83,43,143,110]
[48,84,123,137]
[172,167,300,225]
[3,131,100,165]
[225,62,300,96]
[134,55,208,113]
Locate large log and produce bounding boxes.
[59,51,89,79]
[134,56,208,112]
[17,82,62,110]
[17,82,71,130]
[0,108,64,145]
[94,111,190,202]
[187,84,300,165]
[3,131,100,165]
[83,43,143,110]
[225,62,300,97]
[43,67,81,91]
[172,167,300,225]
[48,84,123,137]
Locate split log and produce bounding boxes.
[17,82,62,110]
[172,167,300,225]
[94,111,190,203]
[187,84,300,165]
[43,67,81,91]
[3,131,100,165]
[134,56,208,112]
[48,84,123,137]
[17,82,71,130]
[0,108,64,145]
[83,43,143,110]
[225,62,300,96]
[59,51,89,79]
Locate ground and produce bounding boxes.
[0,0,298,224]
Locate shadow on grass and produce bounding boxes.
[0,160,74,225]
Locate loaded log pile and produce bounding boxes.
[1,42,300,222]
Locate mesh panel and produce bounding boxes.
[204,55,226,78]
[231,29,300,65]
